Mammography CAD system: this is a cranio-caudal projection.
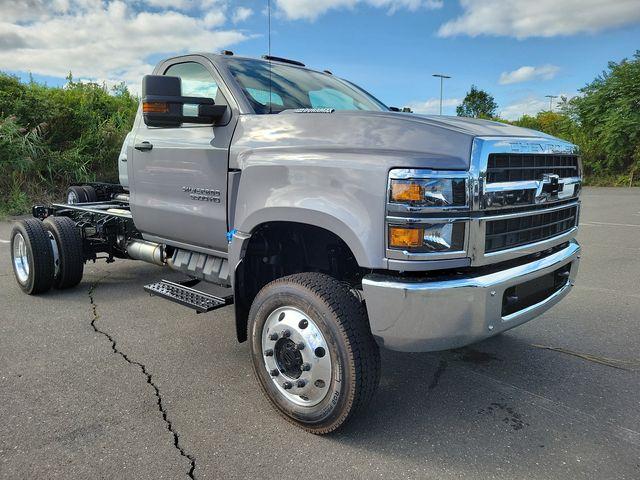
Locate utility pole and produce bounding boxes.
[545,95,558,112]
[432,74,451,115]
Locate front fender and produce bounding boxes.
[230,161,388,271]
[239,206,373,266]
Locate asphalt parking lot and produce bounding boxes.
[1,187,639,479]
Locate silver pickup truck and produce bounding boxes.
[10,52,581,434]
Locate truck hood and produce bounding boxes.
[231,110,556,171]
[405,113,553,138]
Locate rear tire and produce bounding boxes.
[10,219,55,295]
[66,186,87,204]
[249,272,380,434]
[43,216,84,289]
[81,186,98,202]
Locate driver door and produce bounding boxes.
[130,59,236,253]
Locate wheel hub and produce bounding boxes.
[274,338,303,379]
[12,232,29,285]
[261,306,332,407]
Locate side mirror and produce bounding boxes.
[141,75,227,127]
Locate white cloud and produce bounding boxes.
[275,0,442,21]
[232,7,253,23]
[500,97,549,120]
[0,1,248,93]
[0,0,71,22]
[438,0,640,39]
[499,93,575,120]
[407,97,461,115]
[144,0,194,9]
[499,64,560,85]
[204,11,226,27]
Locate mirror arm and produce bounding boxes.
[181,104,227,125]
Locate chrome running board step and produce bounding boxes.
[144,279,233,313]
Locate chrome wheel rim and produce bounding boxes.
[261,306,332,407]
[67,190,78,204]
[13,233,29,284]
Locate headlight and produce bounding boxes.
[390,178,467,208]
[388,222,466,253]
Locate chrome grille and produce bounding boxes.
[487,153,579,183]
[485,206,578,253]
[384,138,581,267]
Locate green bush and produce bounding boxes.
[509,51,640,183]
[0,73,137,216]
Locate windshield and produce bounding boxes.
[225,57,387,114]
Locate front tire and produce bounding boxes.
[249,273,380,434]
[10,219,55,295]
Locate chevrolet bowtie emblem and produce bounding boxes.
[536,174,562,203]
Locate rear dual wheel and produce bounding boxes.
[11,219,55,294]
[43,217,84,289]
[249,273,381,434]
[66,185,97,204]
[10,217,84,294]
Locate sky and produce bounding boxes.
[1,0,639,119]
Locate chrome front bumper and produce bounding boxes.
[362,240,580,352]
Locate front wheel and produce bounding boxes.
[248,273,380,434]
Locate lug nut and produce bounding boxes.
[281,329,291,338]
[296,380,306,388]
[301,363,311,371]
[297,342,305,351]
[264,348,274,357]
[283,381,293,390]
[269,332,278,341]
[270,369,279,377]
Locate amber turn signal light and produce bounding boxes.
[389,227,423,248]
[143,101,169,113]
[390,180,423,202]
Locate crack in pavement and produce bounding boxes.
[428,359,448,392]
[88,276,197,479]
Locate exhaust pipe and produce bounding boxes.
[126,240,165,266]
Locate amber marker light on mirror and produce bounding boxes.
[143,102,169,113]
[389,227,423,248]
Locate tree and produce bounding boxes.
[0,71,138,215]
[568,51,640,173]
[456,85,498,119]
[506,51,640,181]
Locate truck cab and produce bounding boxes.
[11,52,581,434]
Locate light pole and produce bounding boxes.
[545,95,558,112]
[432,74,451,115]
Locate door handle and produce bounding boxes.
[135,142,153,152]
